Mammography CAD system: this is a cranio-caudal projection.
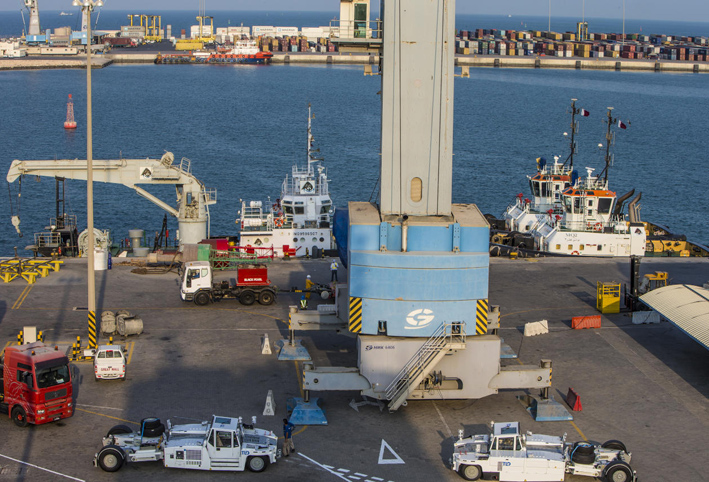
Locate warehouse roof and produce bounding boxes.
[640,284,709,351]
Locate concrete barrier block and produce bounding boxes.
[632,311,661,325]
[524,319,549,337]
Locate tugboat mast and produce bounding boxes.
[598,107,627,185]
[564,98,587,171]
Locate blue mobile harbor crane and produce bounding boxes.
[286,0,568,424]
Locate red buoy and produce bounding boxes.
[64,94,77,129]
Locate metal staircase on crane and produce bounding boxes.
[385,322,466,412]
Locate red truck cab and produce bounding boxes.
[0,342,74,427]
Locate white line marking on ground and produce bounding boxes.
[371,477,384,481]
[338,468,351,473]
[324,464,335,469]
[432,400,453,438]
[355,473,367,477]
[76,403,123,411]
[378,439,405,465]
[0,453,85,481]
[348,477,361,480]
[298,453,351,481]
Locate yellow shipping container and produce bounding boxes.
[174,41,203,50]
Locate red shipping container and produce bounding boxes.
[572,315,601,330]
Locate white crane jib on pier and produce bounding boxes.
[6,152,216,247]
[24,0,41,36]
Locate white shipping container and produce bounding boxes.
[275,26,298,37]
[190,25,213,38]
[320,26,338,38]
[228,26,250,36]
[216,27,228,35]
[253,25,276,37]
[301,27,324,40]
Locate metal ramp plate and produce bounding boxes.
[500,337,518,359]
[286,397,327,426]
[275,339,311,361]
[517,394,573,422]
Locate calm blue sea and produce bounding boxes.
[1,11,708,255]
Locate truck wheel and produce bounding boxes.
[11,406,28,427]
[604,461,633,482]
[601,440,627,452]
[258,290,275,305]
[97,445,125,472]
[247,456,268,472]
[141,417,162,430]
[194,291,210,306]
[573,441,595,455]
[107,425,133,437]
[458,464,482,481]
[143,423,165,437]
[240,291,256,306]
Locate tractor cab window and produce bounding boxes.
[36,364,69,389]
[498,437,515,451]
[216,431,232,448]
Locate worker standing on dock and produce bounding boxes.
[330,260,339,282]
[305,274,314,299]
[282,418,295,456]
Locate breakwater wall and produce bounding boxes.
[3,53,709,73]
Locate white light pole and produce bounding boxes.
[622,0,625,47]
[73,0,103,351]
[548,0,551,31]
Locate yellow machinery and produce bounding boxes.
[643,271,669,292]
[174,40,203,51]
[597,281,621,314]
[128,14,162,42]
[195,15,215,43]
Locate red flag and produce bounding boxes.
[617,119,627,129]
[580,108,590,117]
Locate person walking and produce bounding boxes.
[330,259,339,282]
[282,418,295,456]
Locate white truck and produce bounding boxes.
[94,415,279,473]
[92,345,126,381]
[451,422,637,482]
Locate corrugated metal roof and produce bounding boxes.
[640,284,709,350]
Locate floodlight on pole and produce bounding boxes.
[74,0,103,351]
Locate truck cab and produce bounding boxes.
[180,261,212,302]
[0,342,74,427]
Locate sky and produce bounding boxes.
[3,1,708,23]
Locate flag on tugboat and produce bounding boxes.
[617,119,628,129]
[579,108,590,117]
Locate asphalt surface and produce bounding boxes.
[0,256,707,482]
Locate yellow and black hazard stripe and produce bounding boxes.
[475,299,488,335]
[88,310,97,349]
[349,297,362,333]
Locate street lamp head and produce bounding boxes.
[96,0,104,6]
[71,0,81,6]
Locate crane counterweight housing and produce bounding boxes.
[6,152,216,248]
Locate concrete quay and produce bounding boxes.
[4,51,709,73]
[0,256,707,481]
[0,56,113,71]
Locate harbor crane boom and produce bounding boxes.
[6,152,216,247]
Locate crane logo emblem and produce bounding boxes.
[405,309,434,329]
[141,167,152,180]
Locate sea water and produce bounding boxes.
[1,13,708,254]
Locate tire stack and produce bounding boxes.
[101,310,144,337]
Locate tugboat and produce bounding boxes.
[528,108,709,257]
[237,105,335,258]
[155,39,273,65]
[488,99,588,251]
